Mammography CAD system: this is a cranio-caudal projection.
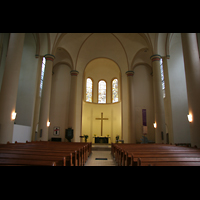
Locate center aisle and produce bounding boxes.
[84,144,117,166]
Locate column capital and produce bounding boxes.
[126,71,134,76]
[150,54,161,62]
[44,54,55,61]
[70,70,79,76]
[166,55,170,59]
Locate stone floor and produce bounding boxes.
[84,144,117,166]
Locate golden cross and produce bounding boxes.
[95,112,109,136]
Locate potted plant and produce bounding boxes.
[84,135,89,142]
[116,135,119,143]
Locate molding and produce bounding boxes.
[70,70,79,76]
[150,54,161,62]
[126,71,134,76]
[44,54,55,62]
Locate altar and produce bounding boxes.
[93,136,110,144]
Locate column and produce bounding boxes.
[181,33,200,147]
[150,54,166,143]
[38,54,55,141]
[126,71,136,143]
[0,33,25,144]
[68,70,79,142]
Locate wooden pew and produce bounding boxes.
[137,157,200,166]
[0,150,73,166]
[0,144,76,166]
[0,141,92,166]
[24,141,92,165]
[0,158,58,166]
[111,143,200,166]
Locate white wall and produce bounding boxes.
[168,33,191,143]
[15,33,38,127]
[12,124,32,143]
[133,65,155,143]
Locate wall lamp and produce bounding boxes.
[153,122,157,128]
[47,121,51,127]
[11,112,17,120]
[187,114,193,122]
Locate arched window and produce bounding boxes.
[160,58,166,98]
[39,56,46,97]
[98,80,106,103]
[112,78,118,103]
[86,78,93,102]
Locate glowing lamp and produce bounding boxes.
[11,112,17,120]
[47,121,50,127]
[187,114,192,122]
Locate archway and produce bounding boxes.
[81,58,122,144]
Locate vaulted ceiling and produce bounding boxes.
[35,33,173,71]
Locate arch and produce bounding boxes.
[131,47,149,69]
[76,33,128,71]
[132,62,152,71]
[166,33,174,56]
[138,33,153,55]
[83,57,122,76]
[54,47,74,69]
[53,61,72,71]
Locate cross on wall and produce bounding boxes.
[95,112,109,136]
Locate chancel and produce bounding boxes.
[0,33,200,150]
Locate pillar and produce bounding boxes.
[126,71,136,143]
[150,54,166,143]
[0,33,25,143]
[38,54,55,141]
[181,33,200,147]
[68,70,79,142]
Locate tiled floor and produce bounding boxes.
[85,150,117,166]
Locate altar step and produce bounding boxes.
[92,144,111,151]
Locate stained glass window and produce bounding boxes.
[98,80,106,103]
[39,57,46,97]
[160,58,166,98]
[112,78,118,103]
[86,78,93,102]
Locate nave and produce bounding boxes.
[84,144,117,166]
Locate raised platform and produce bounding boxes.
[92,144,111,151]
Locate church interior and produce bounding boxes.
[0,33,200,150]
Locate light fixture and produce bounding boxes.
[187,114,193,122]
[11,112,17,120]
[47,121,50,127]
[153,122,157,128]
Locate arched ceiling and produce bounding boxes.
[37,33,173,71]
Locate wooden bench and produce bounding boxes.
[4,141,92,165]
[0,144,76,166]
[25,141,92,165]
[137,157,200,166]
[0,141,92,166]
[111,143,200,166]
